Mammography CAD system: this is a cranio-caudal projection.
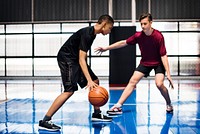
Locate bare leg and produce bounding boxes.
[46,92,74,117]
[155,73,171,105]
[46,79,100,118]
[118,71,144,105]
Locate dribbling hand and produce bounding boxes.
[85,81,99,91]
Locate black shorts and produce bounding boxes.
[57,53,98,92]
[135,64,165,77]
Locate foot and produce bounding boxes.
[91,113,112,122]
[107,105,123,115]
[166,105,173,113]
[38,120,61,131]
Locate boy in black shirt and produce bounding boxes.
[39,14,114,131]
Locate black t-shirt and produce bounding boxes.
[58,26,96,60]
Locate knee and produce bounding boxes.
[63,91,74,97]
[155,81,164,89]
[129,79,137,89]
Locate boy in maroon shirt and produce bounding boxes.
[95,13,174,114]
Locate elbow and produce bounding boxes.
[79,58,84,66]
[120,40,127,47]
[121,40,127,44]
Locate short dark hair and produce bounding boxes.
[97,14,114,24]
[139,13,152,22]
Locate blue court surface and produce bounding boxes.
[0,78,200,134]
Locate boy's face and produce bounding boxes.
[140,17,152,33]
[102,23,113,35]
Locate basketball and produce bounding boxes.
[88,86,109,107]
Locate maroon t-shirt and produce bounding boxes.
[126,29,166,66]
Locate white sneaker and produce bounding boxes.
[107,106,123,115]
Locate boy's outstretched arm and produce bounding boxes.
[95,40,127,54]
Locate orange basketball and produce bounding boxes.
[88,86,109,107]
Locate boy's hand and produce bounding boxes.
[167,76,174,89]
[86,80,98,90]
[94,47,106,56]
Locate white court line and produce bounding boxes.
[191,118,200,121]
[51,118,71,121]
[109,103,165,106]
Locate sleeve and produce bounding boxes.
[159,35,167,56]
[79,29,95,52]
[79,35,93,52]
[126,33,138,45]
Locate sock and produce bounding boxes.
[43,115,51,122]
[94,109,101,115]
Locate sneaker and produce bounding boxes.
[166,105,173,113]
[107,106,123,115]
[38,120,61,131]
[91,113,112,122]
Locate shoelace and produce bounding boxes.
[47,121,54,126]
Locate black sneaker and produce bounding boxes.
[91,113,112,122]
[38,120,61,131]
